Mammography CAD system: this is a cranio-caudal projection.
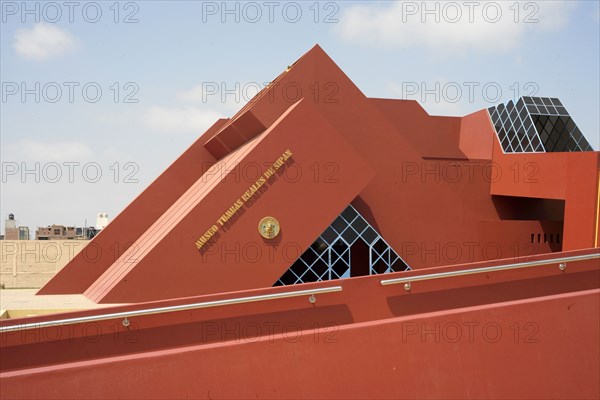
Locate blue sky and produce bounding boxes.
[1,0,599,235]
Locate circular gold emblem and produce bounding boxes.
[258,216,280,239]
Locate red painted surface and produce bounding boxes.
[9,44,597,398]
[204,108,267,159]
[459,109,495,160]
[490,138,600,250]
[1,249,599,399]
[37,119,226,295]
[84,100,374,303]
[39,44,600,301]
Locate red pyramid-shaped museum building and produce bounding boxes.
[2,45,598,399]
[38,44,599,303]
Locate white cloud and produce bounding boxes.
[143,106,223,134]
[143,83,251,135]
[514,55,524,65]
[176,83,257,113]
[13,23,76,60]
[533,1,575,32]
[4,139,93,161]
[334,1,574,54]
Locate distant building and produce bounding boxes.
[96,213,109,230]
[5,214,17,239]
[77,227,99,239]
[36,225,77,240]
[4,214,30,240]
[18,227,30,240]
[3,213,101,241]
[35,225,97,240]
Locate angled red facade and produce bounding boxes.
[37,44,600,303]
[2,45,599,399]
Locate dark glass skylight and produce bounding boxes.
[488,97,593,153]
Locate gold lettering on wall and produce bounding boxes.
[195,149,293,249]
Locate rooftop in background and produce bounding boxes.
[35,225,97,240]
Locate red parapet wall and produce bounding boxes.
[1,249,599,399]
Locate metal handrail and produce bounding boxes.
[0,286,342,333]
[380,253,600,286]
